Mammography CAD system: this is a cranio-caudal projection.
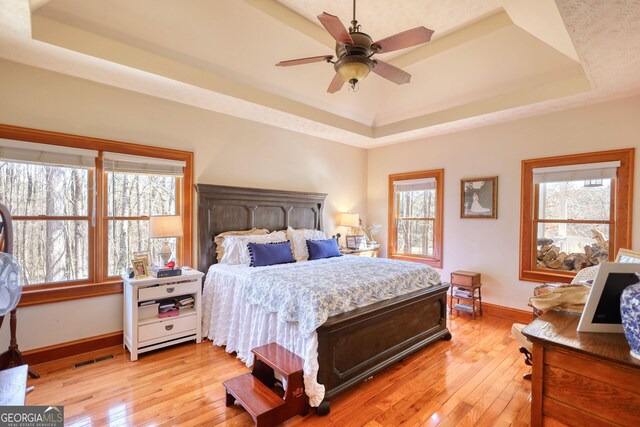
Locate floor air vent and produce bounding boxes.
[74,354,114,368]
[74,359,94,368]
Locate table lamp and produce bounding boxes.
[149,215,183,266]
[338,212,360,234]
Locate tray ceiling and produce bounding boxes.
[0,0,638,148]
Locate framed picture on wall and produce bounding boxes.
[461,176,498,219]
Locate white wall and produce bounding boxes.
[368,95,640,311]
[0,59,367,350]
[2,56,640,352]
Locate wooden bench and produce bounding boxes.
[223,343,308,426]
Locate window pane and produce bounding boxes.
[538,179,611,221]
[13,220,89,285]
[108,220,177,276]
[396,219,434,256]
[397,190,436,218]
[536,223,610,271]
[0,161,89,216]
[107,173,176,217]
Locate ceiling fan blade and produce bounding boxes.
[372,60,411,85]
[317,12,353,45]
[276,55,333,67]
[327,73,345,94]
[373,26,434,53]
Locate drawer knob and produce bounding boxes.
[166,287,175,293]
[165,324,174,331]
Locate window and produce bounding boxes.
[0,124,193,306]
[388,169,444,268]
[104,153,184,276]
[520,149,634,283]
[0,140,96,286]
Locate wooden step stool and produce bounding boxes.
[223,343,309,426]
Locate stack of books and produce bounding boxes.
[174,296,194,310]
[149,266,182,278]
[158,299,179,318]
[453,288,472,299]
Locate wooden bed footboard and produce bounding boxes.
[315,283,451,414]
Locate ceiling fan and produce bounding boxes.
[276,0,434,93]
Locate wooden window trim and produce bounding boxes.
[388,169,444,268]
[0,124,194,306]
[520,148,634,283]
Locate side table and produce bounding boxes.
[449,270,483,319]
[340,243,380,257]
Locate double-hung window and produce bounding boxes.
[388,169,444,268]
[0,139,97,286]
[104,153,184,277]
[0,125,193,305]
[520,149,633,283]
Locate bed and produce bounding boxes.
[196,184,451,414]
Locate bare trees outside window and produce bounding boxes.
[0,161,90,285]
[106,172,178,276]
[388,169,444,268]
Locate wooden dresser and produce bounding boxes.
[522,311,640,427]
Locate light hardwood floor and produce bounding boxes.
[26,314,531,426]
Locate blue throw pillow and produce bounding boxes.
[247,241,295,267]
[306,238,342,261]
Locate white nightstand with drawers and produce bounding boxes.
[123,268,204,361]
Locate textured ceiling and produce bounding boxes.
[275,0,502,45]
[0,0,638,148]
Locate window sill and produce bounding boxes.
[19,280,124,307]
[520,269,575,284]
[389,253,442,269]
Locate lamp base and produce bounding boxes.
[160,241,173,265]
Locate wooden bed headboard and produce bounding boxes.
[195,184,327,273]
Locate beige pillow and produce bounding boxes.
[286,226,328,261]
[214,228,269,262]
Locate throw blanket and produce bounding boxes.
[529,284,591,314]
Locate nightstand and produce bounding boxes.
[449,270,482,319]
[340,243,380,257]
[123,268,204,361]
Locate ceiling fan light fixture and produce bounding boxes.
[337,61,370,84]
[276,0,434,93]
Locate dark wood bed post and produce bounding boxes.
[195,184,451,415]
[0,202,40,378]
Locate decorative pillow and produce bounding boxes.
[220,231,286,265]
[248,241,295,267]
[214,228,269,262]
[287,226,327,261]
[306,238,342,261]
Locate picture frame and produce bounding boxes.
[133,250,151,267]
[461,176,498,219]
[131,257,149,279]
[345,235,366,250]
[577,262,640,333]
[615,248,640,264]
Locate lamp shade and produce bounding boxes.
[338,212,359,228]
[149,215,183,239]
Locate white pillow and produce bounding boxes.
[287,226,328,261]
[220,231,287,265]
